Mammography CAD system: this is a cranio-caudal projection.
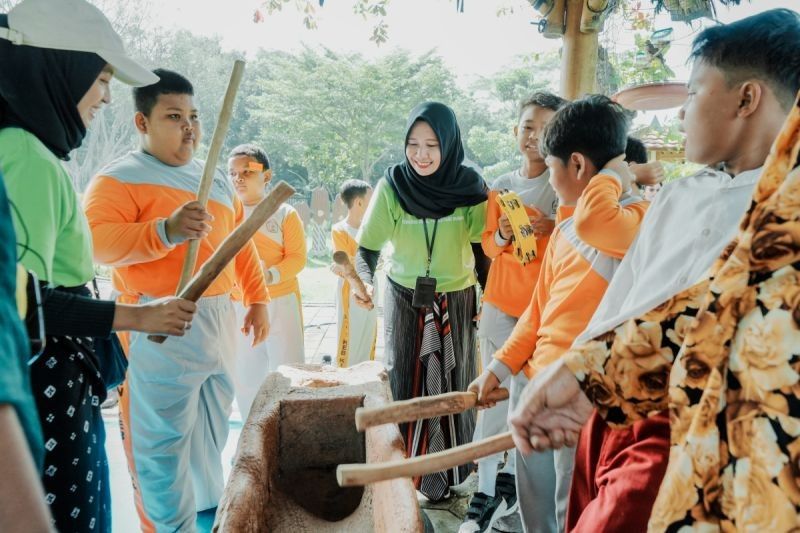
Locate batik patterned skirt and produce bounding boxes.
[30,330,110,532]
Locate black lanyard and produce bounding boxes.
[422,218,438,277]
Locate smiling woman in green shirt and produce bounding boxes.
[354,101,488,502]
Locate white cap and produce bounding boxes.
[0,0,158,87]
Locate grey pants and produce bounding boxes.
[510,372,575,533]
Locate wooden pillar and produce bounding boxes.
[559,0,599,100]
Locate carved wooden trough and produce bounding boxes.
[213,362,424,532]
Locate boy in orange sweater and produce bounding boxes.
[460,92,565,533]
[83,70,269,532]
[331,179,377,367]
[470,95,650,533]
[228,143,307,420]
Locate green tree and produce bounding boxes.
[248,47,463,193]
[461,52,560,181]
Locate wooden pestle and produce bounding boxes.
[355,389,510,432]
[177,59,246,292]
[332,250,374,310]
[337,431,514,487]
[148,182,295,343]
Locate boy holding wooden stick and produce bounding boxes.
[331,179,377,367]
[84,69,269,532]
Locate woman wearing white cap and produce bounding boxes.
[0,0,198,531]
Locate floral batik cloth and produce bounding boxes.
[563,92,800,531]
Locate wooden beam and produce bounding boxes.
[560,0,599,100]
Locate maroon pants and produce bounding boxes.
[566,410,670,532]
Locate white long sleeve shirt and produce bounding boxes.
[575,166,762,344]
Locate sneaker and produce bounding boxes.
[493,511,522,533]
[494,472,519,514]
[101,389,119,410]
[458,491,510,533]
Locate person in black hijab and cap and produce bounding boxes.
[0,0,199,530]
[354,101,489,501]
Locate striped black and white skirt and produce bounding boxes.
[383,277,478,501]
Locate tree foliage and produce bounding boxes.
[248,47,466,193]
[66,26,250,190]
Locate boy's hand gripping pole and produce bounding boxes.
[332,251,373,310]
[148,182,295,343]
[354,389,509,431]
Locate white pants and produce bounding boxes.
[511,372,575,533]
[127,294,236,532]
[233,293,304,420]
[334,278,378,367]
[473,303,517,495]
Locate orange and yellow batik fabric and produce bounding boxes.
[563,91,800,531]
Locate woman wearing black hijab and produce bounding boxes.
[355,101,489,501]
[0,1,197,530]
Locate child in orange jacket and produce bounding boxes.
[461,92,565,533]
[228,143,307,420]
[331,179,377,367]
[470,96,651,533]
[84,70,269,532]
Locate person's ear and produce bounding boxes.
[737,81,762,118]
[513,125,519,137]
[570,152,588,181]
[134,112,148,134]
[263,169,273,185]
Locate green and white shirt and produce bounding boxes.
[359,178,487,293]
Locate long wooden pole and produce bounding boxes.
[560,0,599,100]
[176,60,246,292]
[149,182,295,343]
[355,389,510,431]
[337,432,515,487]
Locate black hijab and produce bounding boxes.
[385,101,487,219]
[0,15,106,160]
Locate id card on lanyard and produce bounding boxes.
[411,218,438,309]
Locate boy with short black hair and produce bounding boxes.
[625,136,648,164]
[625,137,665,199]
[84,69,269,531]
[460,92,565,533]
[332,179,377,367]
[470,94,651,533]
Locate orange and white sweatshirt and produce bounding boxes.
[482,170,558,319]
[234,202,306,301]
[489,173,649,380]
[331,220,358,259]
[83,151,268,307]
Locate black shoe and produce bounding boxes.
[458,491,510,533]
[494,472,519,512]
